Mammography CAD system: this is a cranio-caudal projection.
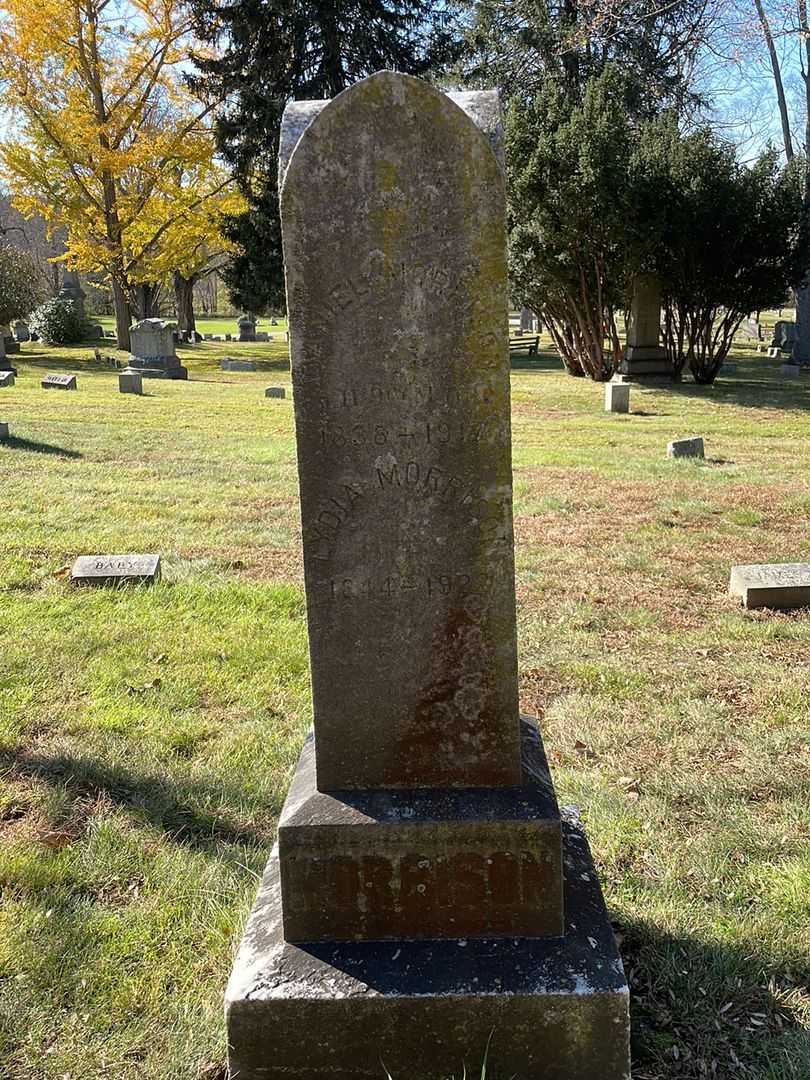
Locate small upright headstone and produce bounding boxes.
[772,320,796,351]
[255,331,269,342]
[237,314,257,342]
[265,386,285,398]
[0,371,15,388]
[129,319,188,380]
[605,382,630,413]
[0,421,8,441]
[119,369,143,395]
[730,563,810,610]
[225,70,629,1080]
[13,320,29,342]
[42,373,77,391]
[667,436,704,459]
[70,554,161,587]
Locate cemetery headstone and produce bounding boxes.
[225,71,630,1080]
[70,554,161,587]
[58,270,104,339]
[0,334,14,375]
[12,320,29,342]
[221,358,257,372]
[729,563,810,610]
[0,421,8,441]
[605,382,630,413]
[0,371,15,388]
[237,314,257,341]
[119,368,143,395]
[42,374,77,390]
[667,436,704,459]
[265,386,285,398]
[255,331,269,342]
[129,319,188,380]
[1,325,19,354]
[720,361,737,374]
[772,320,796,351]
[781,363,801,378]
[618,274,672,380]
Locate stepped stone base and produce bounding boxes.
[278,722,563,943]
[226,821,630,1080]
[619,346,672,380]
[127,357,188,380]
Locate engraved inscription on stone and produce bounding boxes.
[730,563,810,609]
[71,554,161,587]
[42,373,77,390]
[281,72,520,790]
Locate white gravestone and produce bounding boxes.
[70,554,161,587]
[730,564,810,610]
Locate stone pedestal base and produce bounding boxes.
[619,346,671,381]
[226,821,630,1080]
[278,723,564,943]
[128,357,188,380]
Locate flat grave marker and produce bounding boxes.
[730,563,810,610]
[0,371,15,388]
[42,374,77,390]
[221,358,257,372]
[70,554,161,587]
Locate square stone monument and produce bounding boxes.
[225,71,630,1080]
[129,319,188,380]
[618,274,672,381]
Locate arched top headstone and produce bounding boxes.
[280,71,519,791]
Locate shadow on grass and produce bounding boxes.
[2,749,281,850]
[666,373,810,412]
[620,915,808,1080]
[510,349,566,373]
[15,352,118,373]
[3,436,83,458]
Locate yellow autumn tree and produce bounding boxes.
[0,0,236,349]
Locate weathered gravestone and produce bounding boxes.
[70,554,161,587]
[0,334,15,375]
[42,374,77,390]
[13,320,30,342]
[237,314,256,342]
[618,274,672,381]
[772,320,796,352]
[129,319,188,380]
[0,421,8,441]
[265,386,285,398]
[119,368,143,395]
[667,436,704,459]
[0,371,14,388]
[730,563,810,609]
[225,71,630,1080]
[605,382,630,413]
[221,358,257,372]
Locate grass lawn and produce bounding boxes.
[1,331,809,1080]
[95,314,289,337]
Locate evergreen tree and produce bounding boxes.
[189,0,461,313]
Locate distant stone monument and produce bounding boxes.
[237,314,257,341]
[619,274,672,381]
[225,71,630,1080]
[58,269,103,339]
[129,319,187,380]
[730,563,810,609]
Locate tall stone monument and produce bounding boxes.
[618,273,672,381]
[226,72,630,1080]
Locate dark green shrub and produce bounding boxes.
[29,297,89,345]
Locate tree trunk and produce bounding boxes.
[131,282,161,321]
[173,271,197,335]
[112,277,130,351]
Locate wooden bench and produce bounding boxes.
[508,335,539,356]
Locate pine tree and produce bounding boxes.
[188,0,461,313]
